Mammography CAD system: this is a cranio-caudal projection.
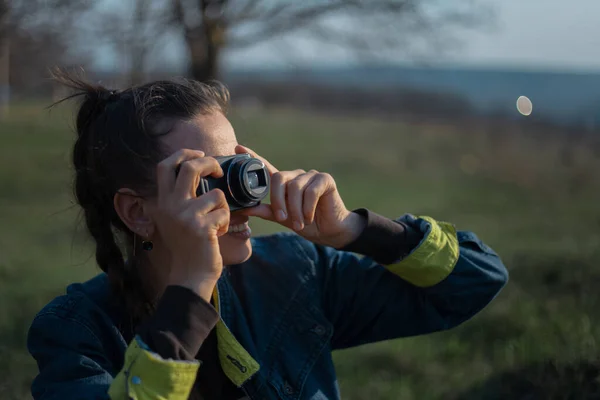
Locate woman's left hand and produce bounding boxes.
[236,145,366,249]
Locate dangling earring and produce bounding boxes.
[133,230,153,255]
[142,236,153,251]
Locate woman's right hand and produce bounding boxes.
[153,149,230,301]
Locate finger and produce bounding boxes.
[203,208,230,238]
[286,170,318,231]
[175,157,223,200]
[238,203,276,221]
[156,149,205,201]
[303,173,334,224]
[186,189,228,216]
[235,144,279,175]
[270,170,304,222]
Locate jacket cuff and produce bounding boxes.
[339,208,423,265]
[108,336,200,400]
[137,285,219,360]
[387,216,460,287]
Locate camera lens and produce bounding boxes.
[247,171,259,190]
[240,161,268,200]
[227,155,270,208]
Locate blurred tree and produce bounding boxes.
[0,0,491,93]
[0,0,7,39]
[0,0,93,103]
[8,26,69,95]
[89,0,172,85]
[168,0,491,81]
[0,0,9,118]
[130,0,151,85]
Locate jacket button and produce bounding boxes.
[283,381,294,395]
[312,324,326,336]
[131,376,142,385]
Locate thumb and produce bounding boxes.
[239,203,276,221]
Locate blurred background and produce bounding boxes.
[1,0,600,399]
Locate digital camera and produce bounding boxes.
[196,153,270,211]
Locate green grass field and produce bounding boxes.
[1,103,600,399]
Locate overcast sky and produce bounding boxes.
[96,0,600,72]
[457,0,600,71]
[219,0,600,71]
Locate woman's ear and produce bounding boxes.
[114,189,154,237]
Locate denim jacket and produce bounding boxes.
[27,214,508,400]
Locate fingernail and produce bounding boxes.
[277,210,287,221]
[293,220,303,231]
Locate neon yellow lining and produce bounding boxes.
[387,216,459,287]
[108,337,199,400]
[212,288,260,387]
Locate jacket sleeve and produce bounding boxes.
[27,286,218,400]
[311,210,508,350]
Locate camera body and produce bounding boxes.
[197,153,270,211]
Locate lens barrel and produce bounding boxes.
[229,156,269,207]
[193,153,269,211]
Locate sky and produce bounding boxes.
[455,0,600,71]
[98,0,600,73]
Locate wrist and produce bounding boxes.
[328,211,367,249]
[167,274,219,303]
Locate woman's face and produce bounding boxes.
[158,112,253,266]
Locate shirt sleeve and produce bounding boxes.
[339,208,424,264]
[108,285,219,399]
[136,285,219,361]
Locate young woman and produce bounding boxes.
[27,72,508,400]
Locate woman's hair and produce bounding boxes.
[51,69,230,320]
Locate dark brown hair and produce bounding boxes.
[51,69,230,320]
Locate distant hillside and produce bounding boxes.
[225,65,600,127]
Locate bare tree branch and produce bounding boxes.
[228,1,413,48]
[82,0,174,84]
[171,0,189,32]
[226,0,261,23]
[231,0,361,26]
[229,0,488,53]
[52,0,491,82]
[0,0,8,40]
[307,11,470,58]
